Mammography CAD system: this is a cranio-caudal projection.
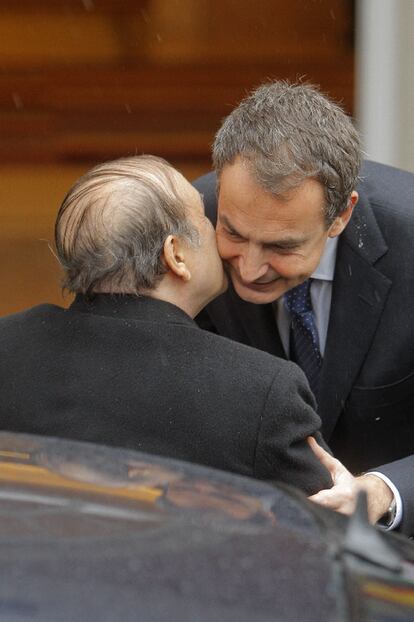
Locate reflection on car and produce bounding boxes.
[0,431,414,621]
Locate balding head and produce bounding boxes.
[55,155,200,296]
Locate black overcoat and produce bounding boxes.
[0,294,331,495]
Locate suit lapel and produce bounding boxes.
[318,195,392,440]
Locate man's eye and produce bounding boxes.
[225,229,242,239]
[268,245,299,254]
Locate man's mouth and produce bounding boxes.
[241,280,278,291]
[224,264,281,291]
[235,273,280,290]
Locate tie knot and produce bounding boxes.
[284,279,312,316]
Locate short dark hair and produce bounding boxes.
[213,81,362,223]
[55,155,199,296]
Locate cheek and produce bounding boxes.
[268,236,327,278]
[216,233,235,260]
[267,255,314,280]
[267,255,299,277]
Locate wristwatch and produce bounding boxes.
[380,498,397,527]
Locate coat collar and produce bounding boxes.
[70,294,196,327]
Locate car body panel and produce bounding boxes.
[0,432,413,621]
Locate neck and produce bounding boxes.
[143,280,203,319]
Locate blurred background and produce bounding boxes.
[1,0,413,316]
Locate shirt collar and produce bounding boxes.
[311,236,338,282]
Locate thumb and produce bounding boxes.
[307,436,338,475]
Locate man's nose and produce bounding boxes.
[238,247,268,282]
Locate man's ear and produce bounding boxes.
[328,191,358,238]
[162,235,191,282]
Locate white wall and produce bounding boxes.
[355,0,414,172]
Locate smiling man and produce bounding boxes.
[216,163,354,305]
[194,81,414,535]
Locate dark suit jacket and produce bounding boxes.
[194,161,414,533]
[0,294,331,495]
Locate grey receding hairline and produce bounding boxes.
[55,154,200,296]
[213,80,362,224]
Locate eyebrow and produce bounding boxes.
[219,214,307,249]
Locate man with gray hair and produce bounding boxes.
[0,154,332,494]
[194,80,414,534]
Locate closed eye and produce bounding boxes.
[225,228,244,240]
[264,242,302,253]
[217,215,247,241]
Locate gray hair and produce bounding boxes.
[213,81,362,223]
[55,155,199,296]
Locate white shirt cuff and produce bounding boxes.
[367,471,403,530]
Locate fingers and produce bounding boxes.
[309,486,357,515]
[312,476,394,524]
[309,489,339,507]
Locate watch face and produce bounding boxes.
[378,499,397,528]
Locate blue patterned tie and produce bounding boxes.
[284,279,322,399]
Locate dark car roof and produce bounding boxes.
[0,432,413,622]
